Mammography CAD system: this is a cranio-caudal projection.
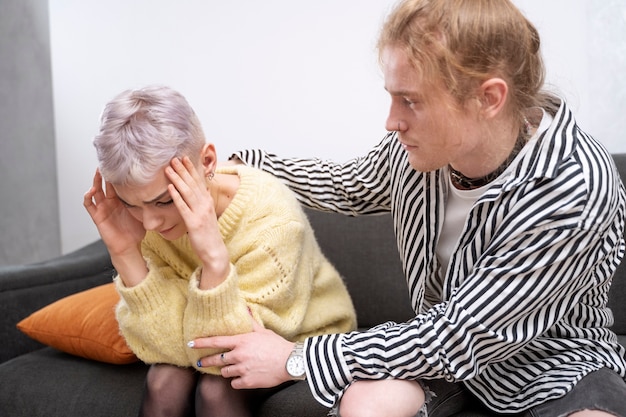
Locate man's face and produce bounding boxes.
[382,46,474,173]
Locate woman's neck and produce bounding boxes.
[211,172,239,217]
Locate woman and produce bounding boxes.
[191,0,626,416]
[83,85,356,417]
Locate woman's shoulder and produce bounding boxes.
[218,165,307,226]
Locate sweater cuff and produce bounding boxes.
[114,268,181,315]
[187,263,242,319]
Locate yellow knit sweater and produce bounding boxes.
[115,166,356,374]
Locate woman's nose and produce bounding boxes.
[142,208,163,231]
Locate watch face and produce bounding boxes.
[287,355,305,377]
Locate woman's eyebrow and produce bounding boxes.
[143,190,170,204]
[118,190,170,207]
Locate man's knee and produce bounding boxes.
[338,379,425,417]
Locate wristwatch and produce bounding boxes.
[285,342,306,380]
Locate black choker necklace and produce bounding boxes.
[449,124,529,190]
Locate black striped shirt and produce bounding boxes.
[233,99,626,412]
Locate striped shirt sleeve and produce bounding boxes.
[232,134,396,215]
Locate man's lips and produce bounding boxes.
[400,141,418,151]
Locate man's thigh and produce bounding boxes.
[423,378,492,416]
[527,368,626,417]
[424,368,626,417]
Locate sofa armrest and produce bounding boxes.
[0,240,115,363]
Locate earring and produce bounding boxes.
[207,172,215,181]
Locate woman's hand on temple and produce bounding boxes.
[190,319,295,389]
[165,157,230,289]
[83,169,145,256]
[83,169,148,286]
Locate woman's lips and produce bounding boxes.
[159,226,175,235]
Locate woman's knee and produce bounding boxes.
[140,365,196,417]
[339,379,425,417]
[196,373,233,403]
[146,364,196,394]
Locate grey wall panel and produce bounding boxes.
[0,0,60,265]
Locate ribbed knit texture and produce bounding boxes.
[115,166,357,375]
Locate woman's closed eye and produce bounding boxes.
[156,199,174,207]
[120,200,135,209]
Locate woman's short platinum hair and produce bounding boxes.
[93,85,206,185]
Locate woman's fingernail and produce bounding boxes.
[187,341,195,348]
[197,360,203,368]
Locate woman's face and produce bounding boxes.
[382,46,478,173]
[113,167,187,241]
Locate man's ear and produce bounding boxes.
[478,78,508,120]
[200,143,218,177]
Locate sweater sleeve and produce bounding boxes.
[231,133,395,215]
[183,216,355,373]
[183,264,252,374]
[114,258,190,367]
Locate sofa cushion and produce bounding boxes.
[0,347,147,417]
[304,209,415,328]
[17,283,137,364]
[257,380,330,417]
[0,240,114,363]
[0,347,329,417]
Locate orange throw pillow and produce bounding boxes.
[17,283,138,364]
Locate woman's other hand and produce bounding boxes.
[83,169,148,286]
[83,169,146,255]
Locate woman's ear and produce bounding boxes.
[478,78,508,120]
[200,143,218,177]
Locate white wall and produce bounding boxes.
[514,0,626,146]
[49,0,626,254]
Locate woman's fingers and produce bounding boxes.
[166,157,213,215]
[170,157,207,193]
[92,168,102,188]
[84,170,105,213]
[83,186,97,214]
[166,158,196,204]
[104,180,119,199]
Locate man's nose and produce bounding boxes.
[385,104,404,132]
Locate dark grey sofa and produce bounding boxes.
[1,154,625,417]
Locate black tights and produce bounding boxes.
[139,364,261,417]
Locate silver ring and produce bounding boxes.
[220,352,227,364]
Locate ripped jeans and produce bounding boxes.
[333,367,626,417]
